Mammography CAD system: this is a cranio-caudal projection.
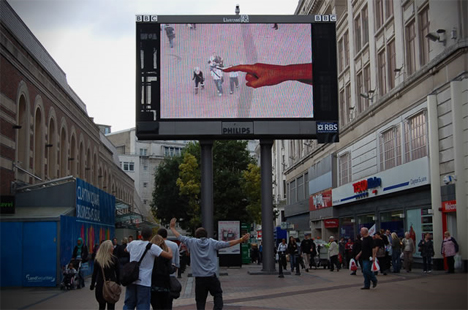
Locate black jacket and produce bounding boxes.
[91,256,120,304]
[72,245,89,262]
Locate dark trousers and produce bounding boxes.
[422,255,432,271]
[195,276,223,310]
[447,256,455,273]
[151,291,171,310]
[330,255,340,271]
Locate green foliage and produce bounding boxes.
[242,163,262,224]
[152,140,262,233]
[151,155,190,230]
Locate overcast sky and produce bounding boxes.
[8,0,300,132]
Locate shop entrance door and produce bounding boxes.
[446,213,458,240]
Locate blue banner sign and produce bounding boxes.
[76,178,115,225]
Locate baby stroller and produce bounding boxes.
[60,260,80,290]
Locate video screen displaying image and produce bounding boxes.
[160,23,313,119]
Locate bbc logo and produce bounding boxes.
[314,15,336,22]
[136,15,158,22]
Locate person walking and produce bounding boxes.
[441,231,459,273]
[328,236,340,272]
[90,240,120,310]
[391,232,402,273]
[192,67,205,94]
[401,232,416,272]
[170,218,249,310]
[301,234,313,272]
[229,70,239,94]
[178,242,189,278]
[116,238,130,268]
[164,24,175,48]
[210,66,224,96]
[288,236,300,275]
[157,228,180,309]
[373,232,388,275]
[150,235,172,310]
[277,239,288,274]
[356,227,378,290]
[123,226,173,310]
[418,233,435,273]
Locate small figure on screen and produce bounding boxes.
[192,67,205,95]
[272,23,279,30]
[208,52,224,68]
[228,66,239,95]
[164,24,175,48]
[210,66,224,96]
[223,63,312,89]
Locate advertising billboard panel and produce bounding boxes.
[136,15,338,141]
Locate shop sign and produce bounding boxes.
[309,189,332,210]
[442,200,456,212]
[257,230,262,239]
[324,218,339,228]
[332,157,429,206]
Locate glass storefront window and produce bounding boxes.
[380,211,404,238]
[357,214,375,230]
[340,217,355,240]
[406,208,433,258]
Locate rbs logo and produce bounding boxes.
[317,122,338,133]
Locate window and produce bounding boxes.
[339,153,351,186]
[385,0,394,20]
[379,126,401,171]
[338,32,349,72]
[340,89,346,127]
[378,50,387,96]
[375,0,384,29]
[419,6,430,66]
[363,65,371,109]
[164,146,182,157]
[139,148,147,156]
[143,165,148,171]
[362,6,369,45]
[283,180,286,199]
[143,182,148,188]
[122,162,134,171]
[405,112,427,162]
[406,20,416,75]
[289,180,297,204]
[304,173,309,198]
[297,175,304,201]
[346,84,351,120]
[344,32,349,67]
[356,71,364,113]
[387,40,396,90]
[355,16,362,52]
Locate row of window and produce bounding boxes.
[287,172,309,205]
[338,2,430,126]
[339,111,427,186]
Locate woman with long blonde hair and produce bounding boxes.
[150,235,172,310]
[90,240,120,309]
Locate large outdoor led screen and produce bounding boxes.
[136,15,338,141]
[161,24,312,119]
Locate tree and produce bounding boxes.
[176,152,201,231]
[151,155,190,230]
[242,163,262,224]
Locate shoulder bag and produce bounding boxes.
[121,243,152,286]
[101,264,121,304]
[169,276,182,299]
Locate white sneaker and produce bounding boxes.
[218,93,222,96]
[428,270,432,273]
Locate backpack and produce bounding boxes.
[120,243,152,286]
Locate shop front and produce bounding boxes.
[332,157,432,255]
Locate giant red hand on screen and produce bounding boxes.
[223,63,313,88]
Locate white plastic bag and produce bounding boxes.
[349,258,358,271]
[371,258,380,272]
[454,254,462,270]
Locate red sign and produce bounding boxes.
[442,200,456,212]
[257,230,262,239]
[309,189,333,210]
[324,218,339,228]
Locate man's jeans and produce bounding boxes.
[213,80,223,94]
[123,284,152,310]
[362,259,377,288]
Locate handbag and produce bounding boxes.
[101,264,121,304]
[169,276,182,299]
[121,243,152,286]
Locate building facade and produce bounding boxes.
[106,128,189,212]
[278,0,468,270]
